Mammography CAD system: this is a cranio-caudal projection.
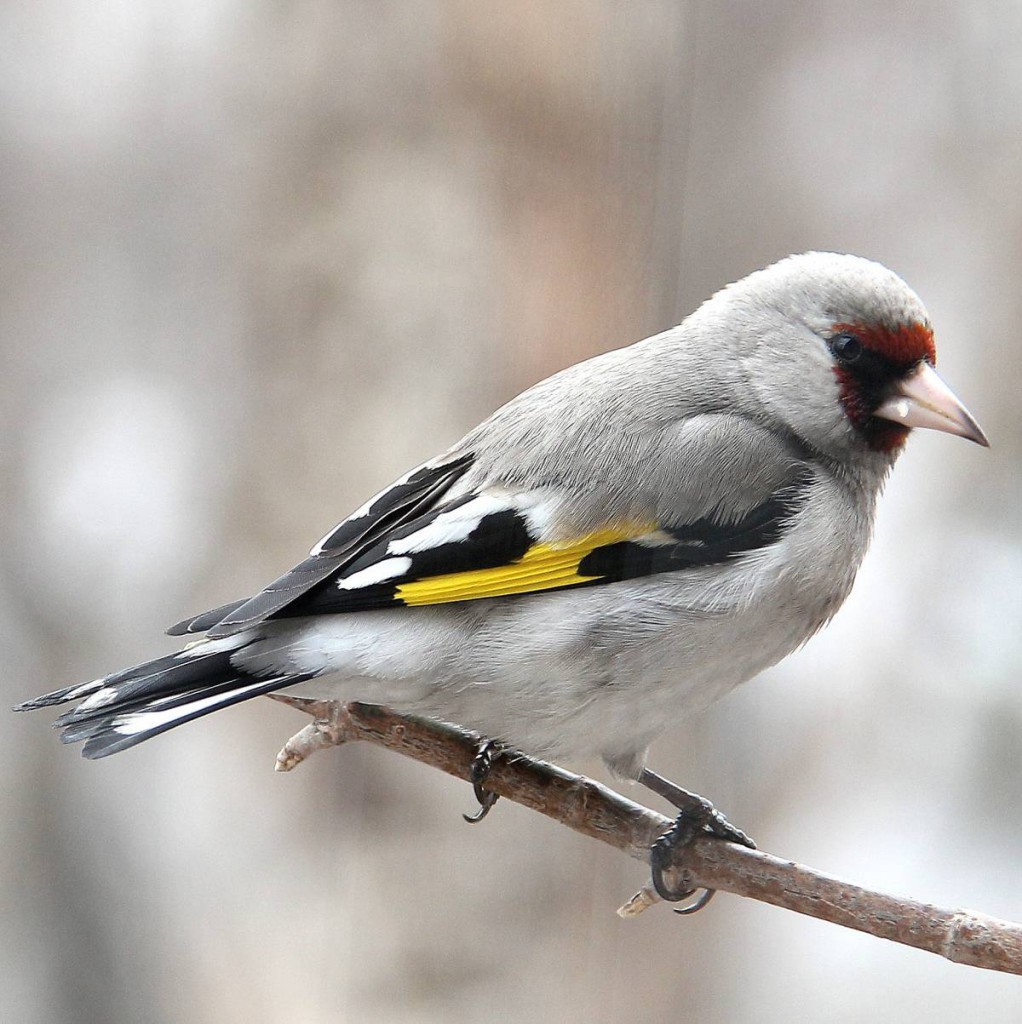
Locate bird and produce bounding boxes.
[16,252,987,900]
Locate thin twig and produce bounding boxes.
[269,696,1022,976]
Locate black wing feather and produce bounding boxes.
[169,453,474,639]
[577,469,814,581]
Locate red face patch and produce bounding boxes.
[832,320,936,366]
[829,318,934,453]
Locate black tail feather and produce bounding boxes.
[13,647,238,713]
[76,674,312,759]
[54,669,246,733]
[51,650,238,727]
[165,599,249,637]
[16,636,312,758]
[14,678,107,712]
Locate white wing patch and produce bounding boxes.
[59,678,107,702]
[337,556,414,590]
[178,632,254,658]
[76,686,118,712]
[386,494,507,555]
[514,489,571,542]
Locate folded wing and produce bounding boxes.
[278,467,815,615]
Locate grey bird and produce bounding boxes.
[16,252,987,899]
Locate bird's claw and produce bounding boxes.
[649,800,755,913]
[462,739,503,823]
[692,796,756,850]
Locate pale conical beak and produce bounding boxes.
[874,362,990,447]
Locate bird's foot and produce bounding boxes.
[639,768,755,913]
[462,739,504,823]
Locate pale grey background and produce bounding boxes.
[3,3,1021,1022]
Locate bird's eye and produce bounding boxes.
[830,332,863,364]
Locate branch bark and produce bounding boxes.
[270,696,1022,976]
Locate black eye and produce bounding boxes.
[830,332,863,364]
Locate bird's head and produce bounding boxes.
[715,252,988,461]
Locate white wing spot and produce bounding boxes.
[517,490,564,541]
[309,463,426,555]
[176,632,254,658]
[62,678,106,701]
[337,557,413,590]
[78,686,118,711]
[386,494,506,555]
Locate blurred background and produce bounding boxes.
[3,2,1021,1021]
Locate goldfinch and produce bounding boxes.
[17,252,987,808]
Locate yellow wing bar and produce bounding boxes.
[396,524,653,606]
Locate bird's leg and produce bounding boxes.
[640,768,755,846]
[638,767,756,912]
[462,739,505,824]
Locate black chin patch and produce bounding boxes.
[834,352,921,453]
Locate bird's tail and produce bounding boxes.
[13,639,310,759]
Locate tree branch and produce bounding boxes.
[269,696,1022,976]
